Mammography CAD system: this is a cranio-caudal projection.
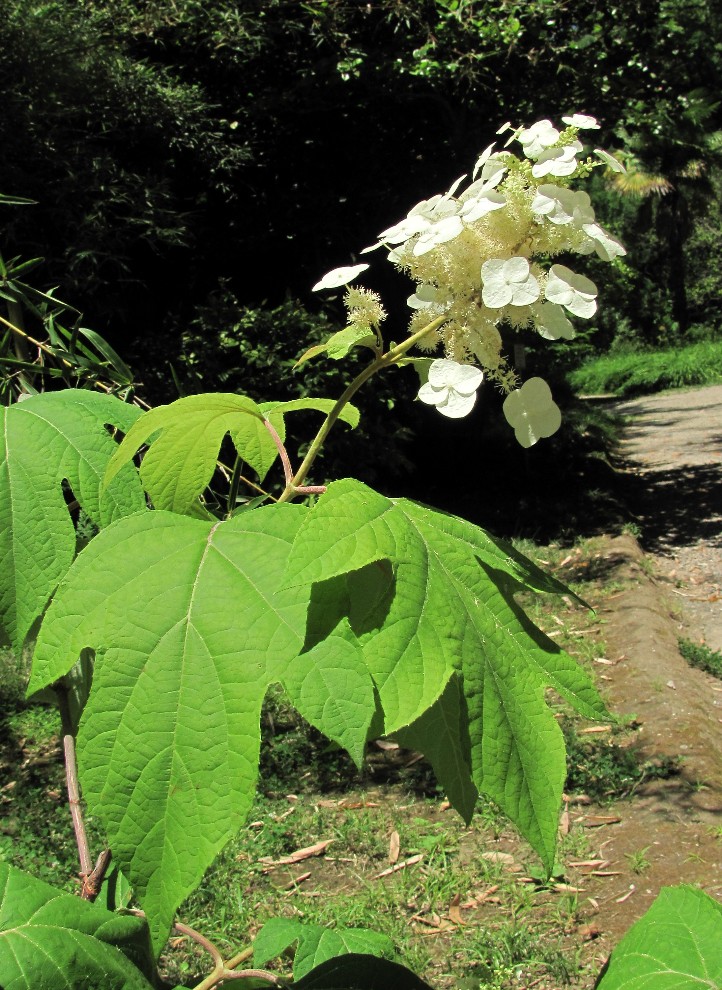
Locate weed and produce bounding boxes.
[678,638,722,680]
[561,718,679,801]
[624,847,651,874]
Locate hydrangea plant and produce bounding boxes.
[2,116,670,990]
[311,115,625,445]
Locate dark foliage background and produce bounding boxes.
[1,0,720,534]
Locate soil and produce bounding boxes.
[559,385,722,977]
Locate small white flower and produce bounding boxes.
[594,149,626,173]
[532,142,582,178]
[374,214,429,246]
[418,359,484,419]
[408,193,457,221]
[472,143,496,179]
[412,214,464,256]
[503,377,562,447]
[313,263,369,291]
[578,223,627,261]
[545,264,597,318]
[519,119,560,158]
[481,257,540,308]
[407,284,443,309]
[562,113,600,129]
[459,189,506,223]
[534,302,575,340]
[531,185,594,226]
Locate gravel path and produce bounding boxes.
[613,384,722,651]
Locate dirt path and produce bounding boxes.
[569,386,722,960]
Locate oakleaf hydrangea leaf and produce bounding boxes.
[105,393,359,514]
[0,390,145,652]
[29,505,375,953]
[104,393,268,514]
[395,674,478,823]
[294,325,377,365]
[260,397,360,454]
[0,862,155,990]
[596,885,722,989]
[254,918,395,980]
[284,479,608,869]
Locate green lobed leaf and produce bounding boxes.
[324,325,377,360]
[595,885,722,989]
[104,393,359,514]
[395,674,478,823]
[254,919,395,981]
[29,505,376,953]
[294,326,376,366]
[0,862,155,990]
[260,396,360,482]
[0,390,145,652]
[293,953,434,990]
[103,393,268,515]
[284,479,608,869]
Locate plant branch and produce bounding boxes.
[173,921,225,970]
[277,314,448,502]
[193,967,291,989]
[128,913,290,990]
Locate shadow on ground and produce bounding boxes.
[621,460,722,551]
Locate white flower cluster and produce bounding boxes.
[313,115,625,445]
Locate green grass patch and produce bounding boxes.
[561,718,679,802]
[678,637,722,679]
[568,339,722,397]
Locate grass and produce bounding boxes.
[678,637,722,679]
[568,339,722,397]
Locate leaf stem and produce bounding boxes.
[226,455,246,517]
[64,734,93,880]
[277,314,447,501]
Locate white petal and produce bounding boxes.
[445,363,483,394]
[509,275,540,306]
[532,146,580,178]
[594,149,626,173]
[427,358,459,388]
[521,377,555,409]
[418,381,447,407]
[378,214,428,243]
[472,143,496,179]
[581,223,627,261]
[519,119,560,158]
[482,281,512,309]
[412,215,463,256]
[460,191,505,222]
[536,303,574,340]
[503,378,562,446]
[503,257,531,282]
[480,159,508,186]
[437,389,478,418]
[562,113,600,129]
[313,263,369,291]
[547,264,597,298]
[446,173,468,197]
